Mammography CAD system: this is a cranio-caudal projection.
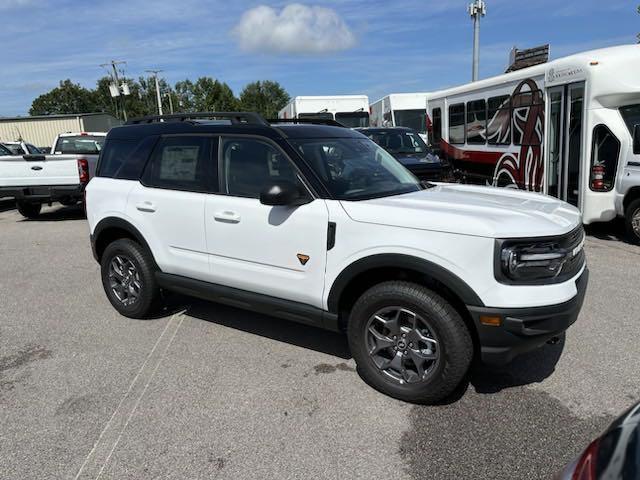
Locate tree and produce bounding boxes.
[29,80,98,115]
[238,81,290,119]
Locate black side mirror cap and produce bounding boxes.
[633,124,640,155]
[259,181,309,206]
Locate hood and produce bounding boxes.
[340,183,581,238]
[392,151,440,165]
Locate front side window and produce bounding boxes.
[448,103,465,144]
[291,137,421,201]
[590,125,620,192]
[26,144,42,154]
[142,136,214,192]
[54,135,105,154]
[620,104,640,136]
[466,99,486,144]
[393,109,427,134]
[0,144,12,156]
[4,144,23,155]
[222,138,301,199]
[335,112,369,128]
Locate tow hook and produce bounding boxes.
[546,336,560,345]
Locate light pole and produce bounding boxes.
[165,92,174,114]
[146,69,164,116]
[100,60,129,121]
[468,0,486,82]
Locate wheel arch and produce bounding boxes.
[623,186,640,212]
[92,216,158,268]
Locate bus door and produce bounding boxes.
[546,82,585,207]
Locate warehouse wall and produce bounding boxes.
[0,118,83,149]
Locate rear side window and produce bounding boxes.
[487,95,511,145]
[448,103,465,144]
[142,136,216,192]
[98,137,157,180]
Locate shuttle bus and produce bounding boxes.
[278,95,370,127]
[370,93,429,138]
[426,45,640,241]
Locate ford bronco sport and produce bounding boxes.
[86,112,588,404]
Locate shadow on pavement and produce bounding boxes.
[20,204,86,222]
[585,218,629,243]
[183,297,352,359]
[0,199,15,212]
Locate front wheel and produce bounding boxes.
[100,238,161,318]
[16,201,42,219]
[625,199,640,245]
[348,281,473,404]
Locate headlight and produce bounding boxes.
[495,228,585,285]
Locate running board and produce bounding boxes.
[155,272,339,331]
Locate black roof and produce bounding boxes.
[108,119,364,141]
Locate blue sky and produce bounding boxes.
[0,0,636,115]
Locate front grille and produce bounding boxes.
[557,226,586,280]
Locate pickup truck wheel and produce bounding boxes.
[16,201,42,219]
[348,281,473,404]
[100,238,160,319]
[625,199,640,245]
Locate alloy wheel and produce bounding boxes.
[108,255,142,306]
[365,306,440,384]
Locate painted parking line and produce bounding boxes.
[74,312,185,480]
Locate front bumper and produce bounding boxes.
[467,268,589,365]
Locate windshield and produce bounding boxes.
[335,112,370,128]
[393,109,427,134]
[298,112,334,120]
[54,135,105,154]
[620,104,640,136]
[291,137,421,200]
[0,144,12,156]
[361,130,429,155]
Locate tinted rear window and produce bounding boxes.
[54,135,105,154]
[98,136,158,180]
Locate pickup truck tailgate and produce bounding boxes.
[0,155,81,187]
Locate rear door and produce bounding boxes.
[204,136,329,308]
[126,135,216,281]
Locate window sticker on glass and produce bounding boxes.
[159,146,199,181]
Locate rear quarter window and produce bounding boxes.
[97,136,158,180]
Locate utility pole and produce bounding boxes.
[100,60,129,121]
[468,0,486,82]
[146,69,164,116]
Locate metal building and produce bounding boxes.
[0,113,121,150]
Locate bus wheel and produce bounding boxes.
[625,198,640,245]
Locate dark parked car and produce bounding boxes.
[356,127,442,181]
[558,401,640,479]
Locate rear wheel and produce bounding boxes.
[16,201,42,219]
[348,281,473,404]
[625,198,640,245]
[100,238,161,318]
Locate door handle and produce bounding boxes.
[135,201,156,213]
[214,211,241,224]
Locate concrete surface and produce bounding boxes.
[0,204,638,479]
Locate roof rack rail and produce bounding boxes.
[267,118,346,128]
[125,112,269,126]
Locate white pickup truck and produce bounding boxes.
[0,132,105,218]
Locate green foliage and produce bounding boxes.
[29,80,98,116]
[239,80,290,119]
[30,76,289,120]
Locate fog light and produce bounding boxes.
[480,315,501,326]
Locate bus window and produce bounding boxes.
[393,109,427,134]
[620,104,640,136]
[487,95,511,145]
[466,99,486,144]
[590,125,620,192]
[512,89,543,146]
[449,104,465,144]
[431,108,442,146]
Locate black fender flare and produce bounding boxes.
[326,254,485,313]
[92,216,156,266]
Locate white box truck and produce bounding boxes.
[278,95,370,127]
[370,93,429,139]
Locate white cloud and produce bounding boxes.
[233,4,356,54]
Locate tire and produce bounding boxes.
[16,201,42,219]
[348,281,473,404]
[100,238,161,318]
[625,199,640,245]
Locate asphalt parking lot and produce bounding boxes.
[1,202,639,480]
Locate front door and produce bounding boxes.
[545,83,585,207]
[204,136,329,309]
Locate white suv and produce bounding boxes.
[86,113,588,404]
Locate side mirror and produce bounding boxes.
[633,124,640,155]
[260,181,306,206]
